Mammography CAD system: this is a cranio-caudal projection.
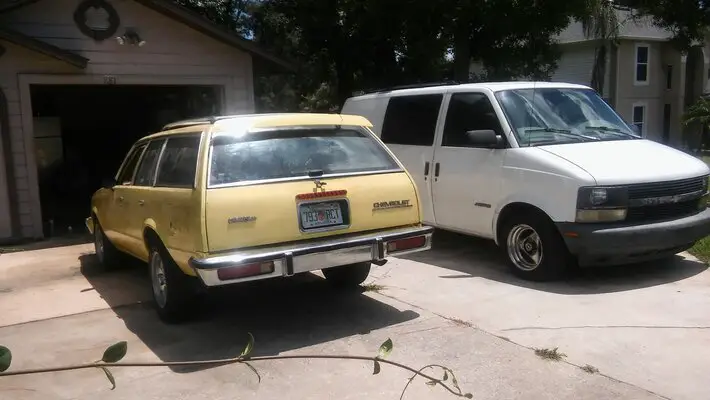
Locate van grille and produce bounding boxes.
[625,176,707,222]
[627,176,707,199]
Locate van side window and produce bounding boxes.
[442,93,504,147]
[381,94,443,146]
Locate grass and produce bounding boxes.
[361,283,386,293]
[580,364,599,374]
[689,156,710,262]
[534,347,566,361]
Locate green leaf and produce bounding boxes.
[241,333,255,358]
[372,360,381,375]
[0,346,11,372]
[443,370,448,381]
[464,393,473,399]
[425,380,437,386]
[377,338,393,359]
[100,367,116,390]
[101,341,127,363]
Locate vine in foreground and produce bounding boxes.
[0,335,472,399]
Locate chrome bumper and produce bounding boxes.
[189,225,434,287]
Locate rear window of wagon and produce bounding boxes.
[208,127,401,187]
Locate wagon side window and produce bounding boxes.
[156,135,202,188]
[116,143,147,185]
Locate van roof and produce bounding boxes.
[349,81,592,101]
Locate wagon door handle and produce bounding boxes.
[138,200,145,206]
[117,196,124,202]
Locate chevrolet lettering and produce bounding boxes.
[373,200,412,210]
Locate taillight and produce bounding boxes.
[217,261,275,281]
[296,190,347,200]
[386,236,426,253]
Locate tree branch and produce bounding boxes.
[0,354,470,398]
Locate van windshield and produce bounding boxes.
[209,127,401,187]
[494,87,641,147]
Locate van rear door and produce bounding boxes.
[371,94,444,226]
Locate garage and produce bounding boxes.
[0,0,290,242]
[31,84,221,236]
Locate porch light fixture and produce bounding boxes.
[116,28,145,47]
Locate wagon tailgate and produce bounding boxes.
[205,172,420,252]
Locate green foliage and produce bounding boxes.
[378,338,394,359]
[619,0,710,49]
[175,0,710,112]
[100,367,116,390]
[683,97,710,128]
[101,341,128,363]
[240,332,254,358]
[0,336,470,398]
[0,346,11,373]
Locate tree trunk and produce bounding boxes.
[452,17,471,81]
[591,43,607,96]
[334,57,355,109]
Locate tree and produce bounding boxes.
[443,0,589,82]
[579,0,622,96]
[683,96,710,152]
[618,0,710,49]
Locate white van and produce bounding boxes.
[342,81,710,281]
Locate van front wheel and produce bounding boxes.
[500,213,572,281]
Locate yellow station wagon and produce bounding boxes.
[86,113,433,322]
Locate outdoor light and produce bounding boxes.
[116,29,146,47]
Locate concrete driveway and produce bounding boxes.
[0,230,707,399]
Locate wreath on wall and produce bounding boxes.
[73,0,120,42]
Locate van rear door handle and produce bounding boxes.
[424,161,430,176]
[434,163,440,178]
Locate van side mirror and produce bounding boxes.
[465,129,503,149]
[101,177,116,189]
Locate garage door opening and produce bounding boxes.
[30,84,222,237]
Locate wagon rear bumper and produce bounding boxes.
[189,225,434,287]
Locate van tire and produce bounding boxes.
[322,262,372,288]
[93,218,121,269]
[500,212,572,281]
[148,243,200,324]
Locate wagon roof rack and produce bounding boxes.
[161,116,219,131]
[364,80,463,94]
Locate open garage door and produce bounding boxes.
[30,84,222,237]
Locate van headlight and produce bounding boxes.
[575,186,628,223]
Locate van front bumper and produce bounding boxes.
[556,208,710,265]
[189,225,434,287]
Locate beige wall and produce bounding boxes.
[614,40,685,145]
[0,0,255,240]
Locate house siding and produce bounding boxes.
[550,43,596,87]
[549,42,613,100]
[0,0,255,240]
[614,40,685,144]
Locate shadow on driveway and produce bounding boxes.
[401,229,709,295]
[78,253,419,373]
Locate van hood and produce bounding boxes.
[538,139,710,185]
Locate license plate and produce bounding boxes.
[300,202,344,230]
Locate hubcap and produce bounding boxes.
[506,224,543,271]
[150,252,168,308]
[94,226,104,263]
